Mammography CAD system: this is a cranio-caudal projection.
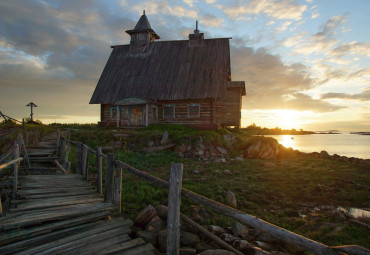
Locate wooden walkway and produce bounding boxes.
[0,132,154,254]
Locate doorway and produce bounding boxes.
[130,106,143,126]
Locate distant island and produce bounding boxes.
[350,132,370,135]
[241,124,315,135]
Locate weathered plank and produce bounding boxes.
[79,238,146,255]
[166,163,183,255]
[0,211,112,246]
[96,147,103,196]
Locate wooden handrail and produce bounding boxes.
[0,157,23,171]
[114,160,341,255]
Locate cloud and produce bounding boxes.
[224,0,307,21]
[201,14,224,28]
[321,87,370,101]
[132,0,197,19]
[205,0,217,3]
[332,41,370,57]
[230,46,343,112]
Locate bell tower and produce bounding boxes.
[125,11,160,53]
[189,20,204,47]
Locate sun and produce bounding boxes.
[272,110,302,130]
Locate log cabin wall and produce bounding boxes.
[157,99,216,128]
[215,88,242,127]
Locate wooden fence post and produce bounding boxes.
[167,163,183,255]
[76,142,83,175]
[60,137,65,162]
[96,147,103,196]
[56,130,61,157]
[81,144,89,180]
[13,143,20,200]
[17,133,30,170]
[64,135,70,170]
[114,167,122,213]
[104,153,115,203]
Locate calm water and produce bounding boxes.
[265,133,370,159]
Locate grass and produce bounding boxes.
[4,123,367,249]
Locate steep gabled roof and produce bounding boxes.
[125,12,160,39]
[89,38,231,104]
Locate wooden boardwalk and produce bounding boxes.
[0,132,154,255]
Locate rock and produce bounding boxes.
[233,239,252,251]
[180,231,200,247]
[145,216,166,233]
[157,229,167,252]
[225,191,237,208]
[214,157,226,163]
[223,170,232,175]
[136,231,157,245]
[209,225,227,236]
[178,152,184,158]
[231,222,249,237]
[320,150,330,159]
[257,233,277,243]
[198,250,236,255]
[134,205,157,227]
[217,146,228,155]
[196,242,215,253]
[197,150,204,156]
[193,169,200,174]
[219,233,235,244]
[155,205,168,220]
[180,248,197,255]
[148,141,154,147]
[161,131,169,144]
[235,156,244,161]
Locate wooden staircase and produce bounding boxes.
[0,132,154,254]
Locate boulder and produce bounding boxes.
[231,222,249,237]
[145,216,166,233]
[180,231,200,247]
[209,225,227,236]
[223,170,232,175]
[219,233,235,244]
[217,146,228,155]
[257,233,277,243]
[225,191,237,208]
[320,150,330,159]
[157,229,167,252]
[155,205,168,220]
[134,205,157,227]
[232,239,252,251]
[136,231,157,245]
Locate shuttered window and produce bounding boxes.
[163,104,175,119]
[187,104,200,118]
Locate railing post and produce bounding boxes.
[104,153,115,203]
[60,136,66,162]
[81,144,89,180]
[17,133,30,170]
[96,147,103,196]
[76,142,83,175]
[13,143,20,200]
[114,166,122,213]
[56,130,61,157]
[166,163,183,255]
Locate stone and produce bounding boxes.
[137,231,157,245]
[148,141,154,147]
[217,146,228,155]
[231,222,249,237]
[235,156,244,161]
[196,242,214,253]
[320,150,330,159]
[157,229,167,252]
[232,239,252,251]
[145,216,166,233]
[219,233,235,244]
[180,248,197,255]
[225,191,237,208]
[257,233,277,243]
[161,131,169,144]
[134,205,157,227]
[178,152,184,158]
[155,205,168,220]
[223,170,232,175]
[208,225,227,236]
[180,231,200,247]
[193,169,200,174]
[254,241,278,251]
[198,250,236,255]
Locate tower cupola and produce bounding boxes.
[189,20,204,47]
[125,11,160,53]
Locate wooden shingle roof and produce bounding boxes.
[89,38,231,104]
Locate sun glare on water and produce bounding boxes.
[280,135,296,149]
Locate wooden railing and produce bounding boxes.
[59,132,366,255]
[0,144,23,216]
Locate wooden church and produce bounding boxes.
[90,11,245,129]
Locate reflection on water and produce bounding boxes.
[263,133,370,159]
[337,207,370,219]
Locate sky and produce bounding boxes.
[0,0,369,131]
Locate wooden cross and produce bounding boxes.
[25,102,37,122]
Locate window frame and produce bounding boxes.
[187,104,200,118]
[163,104,176,119]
